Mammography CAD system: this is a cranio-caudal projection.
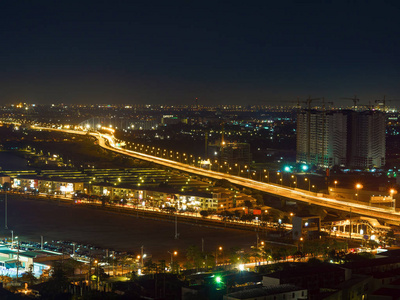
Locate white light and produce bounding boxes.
[238,264,244,271]
[360,229,364,235]
[371,235,376,241]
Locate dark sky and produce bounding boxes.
[0,1,399,105]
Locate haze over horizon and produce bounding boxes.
[1,1,399,106]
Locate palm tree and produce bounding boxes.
[262,248,272,264]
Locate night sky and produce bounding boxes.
[0,1,399,105]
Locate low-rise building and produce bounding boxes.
[223,284,307,300]
[292,214,321,241]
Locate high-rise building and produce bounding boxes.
[220,142,251,167]
[296,110,385,169]
[297,110,347,168]
[348,110,386,168]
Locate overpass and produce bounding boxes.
[14,124,400,225]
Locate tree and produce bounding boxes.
[2,182,10,191]
[21,264,36,286]
[186,245,204,271]
[214,179,232,188]
[252,193,264,205]
[199,210,209,218]
[244,200,253,208]
[262,248,273,264]
[40,262,69,296]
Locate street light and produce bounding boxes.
[334,180,338,189]
[168,251,178,269]
[304,178,311,191]
[390,189,397,210]
[277,172,283,185]
[262,169,269,183]
[216,246,223,265]
[355,183,363,201]
[291,175,297,188]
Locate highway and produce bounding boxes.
[19,125,400,225]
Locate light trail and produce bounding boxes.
[26,125,400,224]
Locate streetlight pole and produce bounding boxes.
[355,183,363,202]
[174,214,179,239]
[215,246,222,266]
[4,191,7,230]
[277,172,283,185]
[141,245,144,269]
[349,207,352,240]
[390,189,397,211]
[291,175,297,188]
[305,178,311,191]
[263,170,269,183]
[168,251,177,271]
[16,239,20,279]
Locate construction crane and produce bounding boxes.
[341,95,360,110]
[375,95,400,112]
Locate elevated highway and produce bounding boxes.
[18,125,400,225]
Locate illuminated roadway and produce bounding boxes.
[19,125,400,225]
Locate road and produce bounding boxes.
[18,125,400,225]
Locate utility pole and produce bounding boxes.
[205,130,208,160]
[4,191,7,230]
[174,214,179,239]
[349,207,352,240]
[41,236,44,250]
[202,238,204,253]
[141,245,144,270]
[16,240,20,279]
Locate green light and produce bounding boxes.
[215,276,222,283]
[301,165,308,171]
[284,166,291,172]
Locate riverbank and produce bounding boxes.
[0,194,276,261]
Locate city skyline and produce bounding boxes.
[0,1,399,105]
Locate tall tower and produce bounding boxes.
[297,109,385,169]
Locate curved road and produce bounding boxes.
[21,125,400,225]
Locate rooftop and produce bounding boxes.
[225,284,304,299]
